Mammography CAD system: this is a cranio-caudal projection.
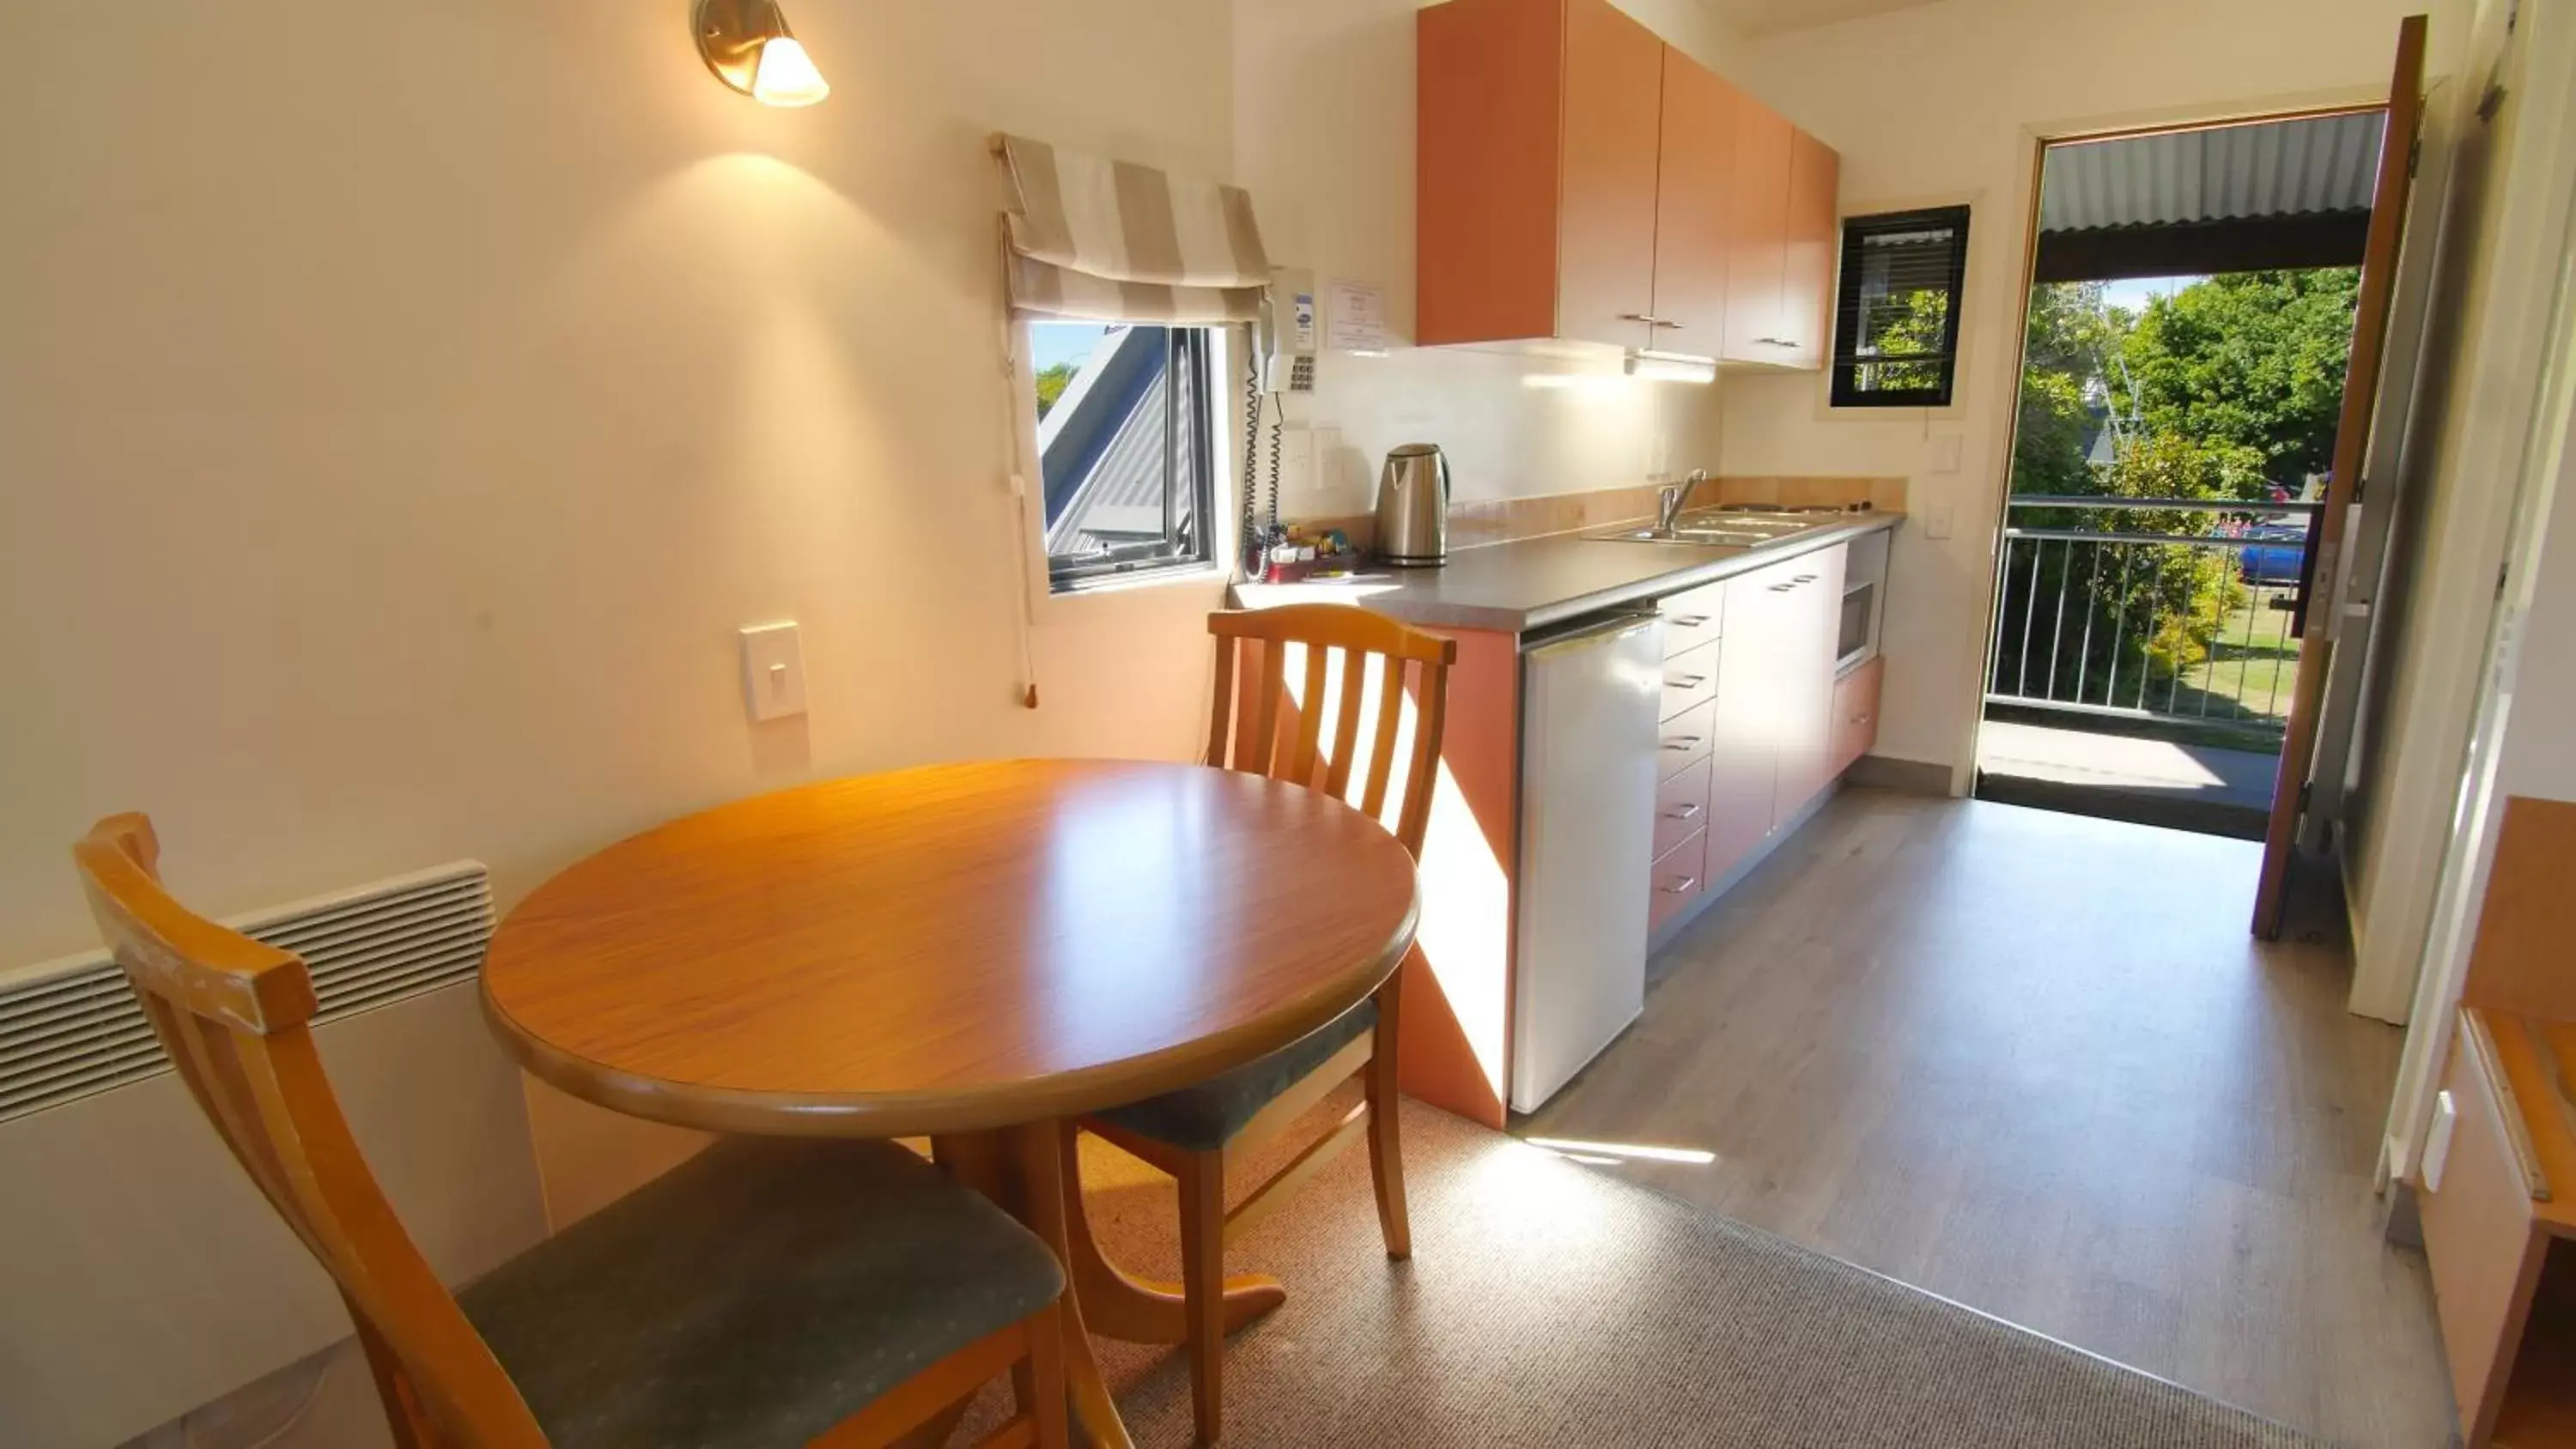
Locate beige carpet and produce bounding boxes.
[961,1096,2322,1447]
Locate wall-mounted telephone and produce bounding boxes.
[1241,267,1317,574]
[1263,268,1318,396]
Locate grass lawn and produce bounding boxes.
[2176,586,2302,724]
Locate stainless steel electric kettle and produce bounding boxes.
[1374,443,1450,567]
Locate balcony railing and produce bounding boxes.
[1985,496,2318,738]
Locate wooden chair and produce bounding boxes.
[70,813,1072,1449]
[1080,604,1455,1444]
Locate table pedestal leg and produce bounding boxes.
[1060,1129,1287,1345]
[939,1123,1134,1449]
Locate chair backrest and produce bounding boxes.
[70,814,544,1447]
[1205,604,1457,858]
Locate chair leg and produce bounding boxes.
[1008,1301,1072,1449]
[341,1294,443,1449]
[1364,989,1412,1260]
[1177,1148,1228,1445]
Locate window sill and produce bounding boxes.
[1039,561,1228,618]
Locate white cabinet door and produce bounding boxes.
[1771,544,1845,825]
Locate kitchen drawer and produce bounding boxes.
[1658,698,1716,781]
[1659,581,1726,657]
[1653,757,1712,858]
[1660,639,1721,719]
[1830,655,1885,779]
[1647,827,1709,935]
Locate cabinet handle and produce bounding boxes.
[1755,337,1798,349]
[1769,584,1794,592]
[1667,674,1709,688]
[1670,614,1711,627]
[1662,802,1704,821]
[1662,737,1704,750]
[1619,312,1668,325]
[1794,573,1819,584]
[1659,876,1701,895]
[1651,318,1685,330]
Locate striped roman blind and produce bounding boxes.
[993,134,1270,324]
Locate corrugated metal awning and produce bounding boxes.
[2039,112,2385,236]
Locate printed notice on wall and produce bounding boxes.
[1327,280,1387,355]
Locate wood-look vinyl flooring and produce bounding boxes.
[1522,790,2458,1449]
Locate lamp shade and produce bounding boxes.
[750,36,829,107]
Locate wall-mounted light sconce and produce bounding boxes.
[694,0,830,107]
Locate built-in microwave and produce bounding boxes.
[1837,577,1876,669]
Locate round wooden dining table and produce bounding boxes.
[482,758,1421,1448]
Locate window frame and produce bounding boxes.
[1828,204,1973,410]
[1030,324,1223,595]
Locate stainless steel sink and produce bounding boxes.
[1587,525,1780,547]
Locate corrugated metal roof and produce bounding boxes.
[1045,359,1173,555]
[2039,112,2385,235]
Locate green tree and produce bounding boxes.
[1034,362,1075,419]
[2114,269,2359,494]
[2086,432,2260,678]
[2009,282,2125,500]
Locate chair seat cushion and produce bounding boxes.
[458,1136,1060,1449]
[1095,998,1378,1152]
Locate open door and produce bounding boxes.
[2252,14,2429,938]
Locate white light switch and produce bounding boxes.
[1929,433,1963,474]
[738,621,807,723]
[1923,502,1955,540]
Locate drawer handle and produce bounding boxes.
[1670,614,1711,627]
[1667,674,1709,688]
[1662,737,1704,751]
[1769,584,1794,592]
[1659,876,1701,895]
[1794,573,1819,583]
[1662,801,1704,821]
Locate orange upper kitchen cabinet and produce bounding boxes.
[1774,128,1843,366]
[1719,88,1791,363]
[1419,0,1660,350]
[1720,97,1839,367]
[1647,46,1737,346]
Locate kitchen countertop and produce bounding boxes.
[1236,512,1903,634]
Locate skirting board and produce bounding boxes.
[1848,754,1953,797]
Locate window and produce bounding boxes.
[1830,205,1971,409]
[1030,323,1217,589]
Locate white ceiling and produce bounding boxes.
[1702,0,1947,39]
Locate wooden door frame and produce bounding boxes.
[1959,87,2413,818]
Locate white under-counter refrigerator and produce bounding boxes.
[1509,609,1665,1113]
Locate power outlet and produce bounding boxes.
[739,622,808,723]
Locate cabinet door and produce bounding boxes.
[1648,49,1735,348]
[1770,545,1846,824]
[1416,0,1567,345]
[1720,90,1791,362]
[1777,129,1841,367]
[1704,570,1783,886]
[1558,0,1666,350]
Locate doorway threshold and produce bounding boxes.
[1973,718,2275,838]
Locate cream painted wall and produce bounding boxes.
[1716,0,2461,774]
[1236,0,1734,513]
[0,1,1237,971]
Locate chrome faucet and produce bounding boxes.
[1657,469,1711,533]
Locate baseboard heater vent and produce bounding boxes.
[0,863,494,1125]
